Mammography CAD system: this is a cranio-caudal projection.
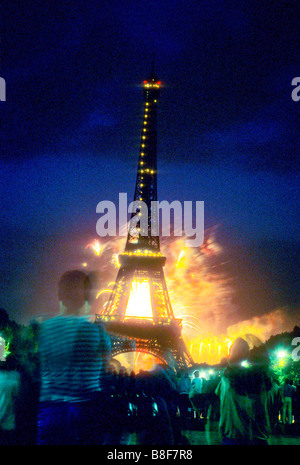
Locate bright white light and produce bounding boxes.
[125,279,153,319]
[276,349,288,359]
[241,360,250,368]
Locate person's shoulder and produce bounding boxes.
[79,317,102,331]
[40,315,63,331]
[40,315,82,335]
[79,319,109,343]
[41,315,64,324]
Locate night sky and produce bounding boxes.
[0,0,299,329]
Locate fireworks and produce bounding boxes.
[85,233,296,365]
[85,239,102,256]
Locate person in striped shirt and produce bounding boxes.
[37,270,111,445]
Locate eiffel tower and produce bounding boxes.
[95,68,193,371]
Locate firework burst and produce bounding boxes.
[86,232,296,365]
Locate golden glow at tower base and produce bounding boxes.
[87,237,297,367]
[125,278,153,320]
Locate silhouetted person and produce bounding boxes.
[215,337,273,445]
[282,379,296,425]
[189,370,203,418]
[0,356,21,445]
[178,369,192,419]
[37,270,111,445]
[135,365,176,445]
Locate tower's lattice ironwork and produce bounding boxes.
[95,71,193,370]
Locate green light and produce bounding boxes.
[241,360,250,368]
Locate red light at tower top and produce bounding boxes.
[143,79,162,87]
[143,73,161,102]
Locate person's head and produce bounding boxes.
[248,343,270,368]
[58,270,91,315]
[193,370,200,378]
[229,337,250,365]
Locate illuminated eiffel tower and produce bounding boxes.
[95,68,193,370]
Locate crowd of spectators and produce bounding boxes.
[0,270,299,445]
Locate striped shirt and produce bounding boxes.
[38,315,111,403]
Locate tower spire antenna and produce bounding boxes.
[151,53,155,74]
